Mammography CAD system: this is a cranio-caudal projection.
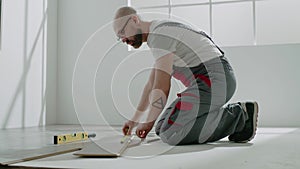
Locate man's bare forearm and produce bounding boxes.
[131,82,152,122]
[146,87,169,123]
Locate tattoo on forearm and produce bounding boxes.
[152,97,165,109]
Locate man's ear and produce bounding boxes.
[131,15,140,24]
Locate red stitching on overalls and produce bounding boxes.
[177,93,200,99]
[173,71,191,87]
[167,101,193,126]
[173,71,211,88]
[168,107,182,126]
[194,74,211,87]
[175,101,193,111]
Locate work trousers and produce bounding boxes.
[155,56,248,145]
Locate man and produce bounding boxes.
[113,7,259,145]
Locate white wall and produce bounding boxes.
[0,0,48,128]
[45,0,58,125]
[56,0,126,125]
[226,44,300,127]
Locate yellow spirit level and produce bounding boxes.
[54,132,89,144]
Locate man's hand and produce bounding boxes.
[136,121,155,138]
[122,120,138,136]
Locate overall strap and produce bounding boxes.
[153,22,224,55]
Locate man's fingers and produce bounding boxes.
[127,127,132,135]
[136,129,148,138]
[135,129,141,138]
[122,127,127,135]
[141,130,146,138]
[123,125,129,135]
[123,127,130,135]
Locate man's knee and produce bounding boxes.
[160,131,180,146]
[159,127,191,145]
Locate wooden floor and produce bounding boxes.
[0,125,299,169]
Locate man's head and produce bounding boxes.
[113,7,143,49]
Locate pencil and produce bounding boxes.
[120,128,131,144]
[120,135,130,144]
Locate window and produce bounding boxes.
[256,0,300,45]
[128,0,300,47]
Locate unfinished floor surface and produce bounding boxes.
[0,125,299,169]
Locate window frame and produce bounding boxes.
[128,0,259,47]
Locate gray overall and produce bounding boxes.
[154,22,248,145]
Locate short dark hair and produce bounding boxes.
[114,6,137,19]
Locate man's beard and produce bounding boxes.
[131,29,143,49]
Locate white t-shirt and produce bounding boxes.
[147,20,222,67]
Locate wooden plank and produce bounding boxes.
[74,135,161,157]
[74,135,135,157]
[0,143,85,166]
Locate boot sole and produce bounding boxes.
[237,101,259,143]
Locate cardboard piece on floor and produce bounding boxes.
[73,135,138,157]
[0,143,84,166]
[74,134,163,158]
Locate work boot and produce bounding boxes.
[229,101,259,143]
